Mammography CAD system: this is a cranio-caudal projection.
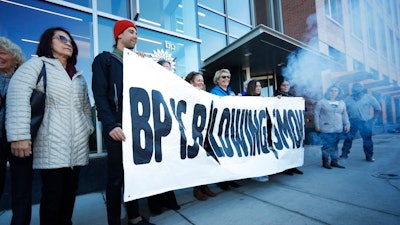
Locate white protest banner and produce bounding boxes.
[122,49,304,201]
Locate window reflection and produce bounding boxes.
[228,20,251,39]
[138,0,196,36]
[199,27,226,60]
[137,28,200,77]
[60,0,91,7]
[198,0,224,13]
[227,0,251,25]
[198,7,226,33]
[98,0,129,18]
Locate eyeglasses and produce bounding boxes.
[53,35,72,45]
[221,75,231,79]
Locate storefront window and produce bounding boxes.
[97,17,116,53]
[98,0,129,18]
[138,0,197,37]
[199,27,226,60]
[137,28,200,77]
[228,19,251,39]
[198,7,226,33]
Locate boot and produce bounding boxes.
[193,186,207,201]
[322,157,332,169]
[201,185,216,197]
[331,159,345,168]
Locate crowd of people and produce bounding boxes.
[0,19,382,225]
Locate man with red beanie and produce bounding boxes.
[92,20,155,225]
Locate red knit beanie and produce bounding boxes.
[113,20,136,41]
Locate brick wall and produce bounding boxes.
[281,0,317,43]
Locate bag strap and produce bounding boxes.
[36,63,47,93]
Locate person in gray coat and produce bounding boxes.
[0,36,29,225]
[6,27,93,225]
[314,85,350,169]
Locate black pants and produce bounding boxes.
[0,139,33,225]
[39,167,80,225]
[103,131,140,225]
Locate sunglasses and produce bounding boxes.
[221,75,231,79]
[53,35,72,45]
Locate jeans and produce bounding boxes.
[103,131,140,225]
[320,132,341,160]
[341,119,374,158]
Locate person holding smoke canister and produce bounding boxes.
[340,82,381,162]
[274,79,304,175]
[314,85,349,169]
[0,36,31,225]
[184,71,217,201]
[92,19,155,225]
[6,27,94,225]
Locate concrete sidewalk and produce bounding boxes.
[1,133,400,225]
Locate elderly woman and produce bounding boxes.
[210,68,235,96]
[6,28,93,225]
[0,37,30,225]
[209,69,240,190]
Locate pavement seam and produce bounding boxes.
[232,189,331,225]
[247,182,400,218]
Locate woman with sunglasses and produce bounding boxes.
[6,27,93,225]
[210,69,235,96]
[209,69,240,190]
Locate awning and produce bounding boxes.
[201,24,330,79]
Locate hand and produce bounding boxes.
[136,52,146,58]
[315,127,320,132]
[109,127,126,142]
[11,140,32,157]
[345,126,350,133]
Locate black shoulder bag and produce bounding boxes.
[30,63,47,140]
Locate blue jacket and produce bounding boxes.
[210,85,235,96]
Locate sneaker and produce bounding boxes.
[366,157,375,162]
[340,154,348,159]
[252,176,269,182]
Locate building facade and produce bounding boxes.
[1,0,399,155]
